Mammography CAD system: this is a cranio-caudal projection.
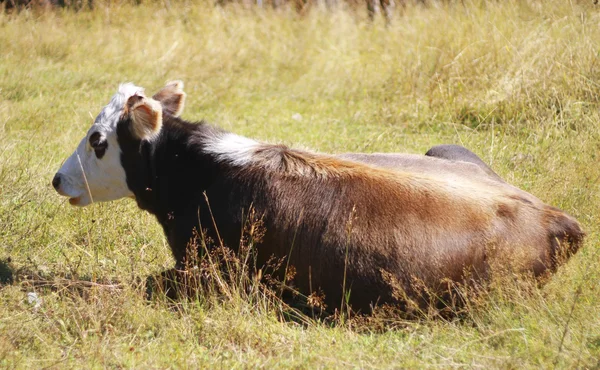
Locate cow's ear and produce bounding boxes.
[152,80,186,117]
[126,94,163,141]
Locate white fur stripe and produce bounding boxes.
[203,133,261,166]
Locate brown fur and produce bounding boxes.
[201,141,584,312]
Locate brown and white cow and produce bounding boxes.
[52,82,584,312]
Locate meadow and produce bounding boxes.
[1,0,599,367]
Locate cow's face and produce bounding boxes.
[53,81,185,206]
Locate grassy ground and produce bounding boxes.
[1,0,599,367]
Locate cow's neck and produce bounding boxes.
[119,118,218,215]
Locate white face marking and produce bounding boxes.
[203,132,261,167]
[55,83,143,206]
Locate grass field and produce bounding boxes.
[1,0,600,367]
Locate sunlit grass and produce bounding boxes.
[0,0,599,367]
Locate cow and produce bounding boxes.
[52,81,584,313]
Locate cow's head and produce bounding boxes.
[52,81,186,206]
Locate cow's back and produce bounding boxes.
[212,158,582,312]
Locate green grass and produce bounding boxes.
[1,0,600,367]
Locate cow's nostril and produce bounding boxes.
[52,174,61,190]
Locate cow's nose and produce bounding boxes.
[52,174,61,190]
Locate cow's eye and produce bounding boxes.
[89,132,108,159]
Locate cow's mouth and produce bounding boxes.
[69,196,81,205]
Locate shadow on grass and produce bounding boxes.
[0,258,14,285]
[0,257,125,304]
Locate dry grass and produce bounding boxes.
[1,0,600,367]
